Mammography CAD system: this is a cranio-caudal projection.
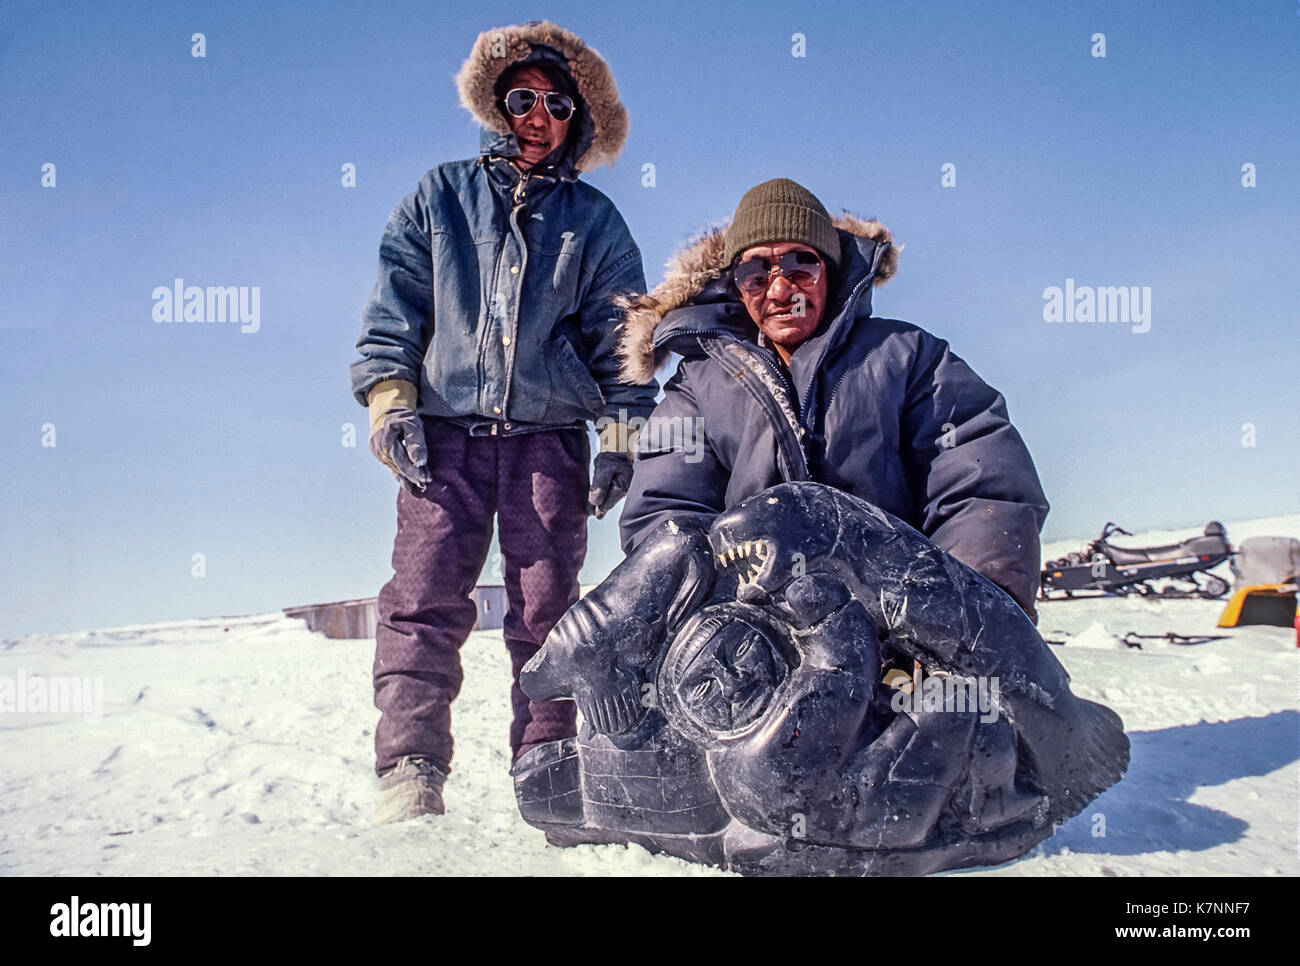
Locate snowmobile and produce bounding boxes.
[1040,521,1232,600]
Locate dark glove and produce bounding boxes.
[587,452,633,519]
[366,380,432,494]
[369,409,433,495]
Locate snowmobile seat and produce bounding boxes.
[1105,541,1188,566]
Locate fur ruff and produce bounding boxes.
[455,21,629,171]
[615,213,901,385]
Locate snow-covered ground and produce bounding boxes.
[2,514,1296,877]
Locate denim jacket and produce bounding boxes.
[350,137,658,434]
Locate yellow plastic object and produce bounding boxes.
[1217,583,1298,628]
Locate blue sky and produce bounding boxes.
[2,0,1297,636]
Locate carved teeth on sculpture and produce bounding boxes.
[714,539,775,587]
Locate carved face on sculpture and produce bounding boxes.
[660,607,792,738]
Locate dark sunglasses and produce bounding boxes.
[501,88,575,122]
[732,250,824,296]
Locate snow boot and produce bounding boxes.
[375,756,447,824]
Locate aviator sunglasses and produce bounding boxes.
[732,250,824,297]
[501,87,576,122]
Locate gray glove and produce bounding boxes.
[369,407,433,495]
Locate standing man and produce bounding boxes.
[351,22,657,823]
[616,178,1049,620]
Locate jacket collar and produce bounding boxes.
[479,126,580,184]
[779,231,892,409]
[478,150,569,207]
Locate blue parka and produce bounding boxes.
[350,25,658,433]
[616,215,1050,616]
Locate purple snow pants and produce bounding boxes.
[373,417,587,777]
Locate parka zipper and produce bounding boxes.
[663,326,810,480]
[799,246,884,421]
[475,163,517,422]
[500,165,576,425]
[498,169,531,421]
[475,157,562,430]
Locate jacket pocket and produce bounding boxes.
[550,338,606,417]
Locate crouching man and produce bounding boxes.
[616,178,1048,619]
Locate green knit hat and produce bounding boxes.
[723,178,841,271]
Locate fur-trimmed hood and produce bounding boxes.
[616,213,901,385]
[455,21,629,172]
